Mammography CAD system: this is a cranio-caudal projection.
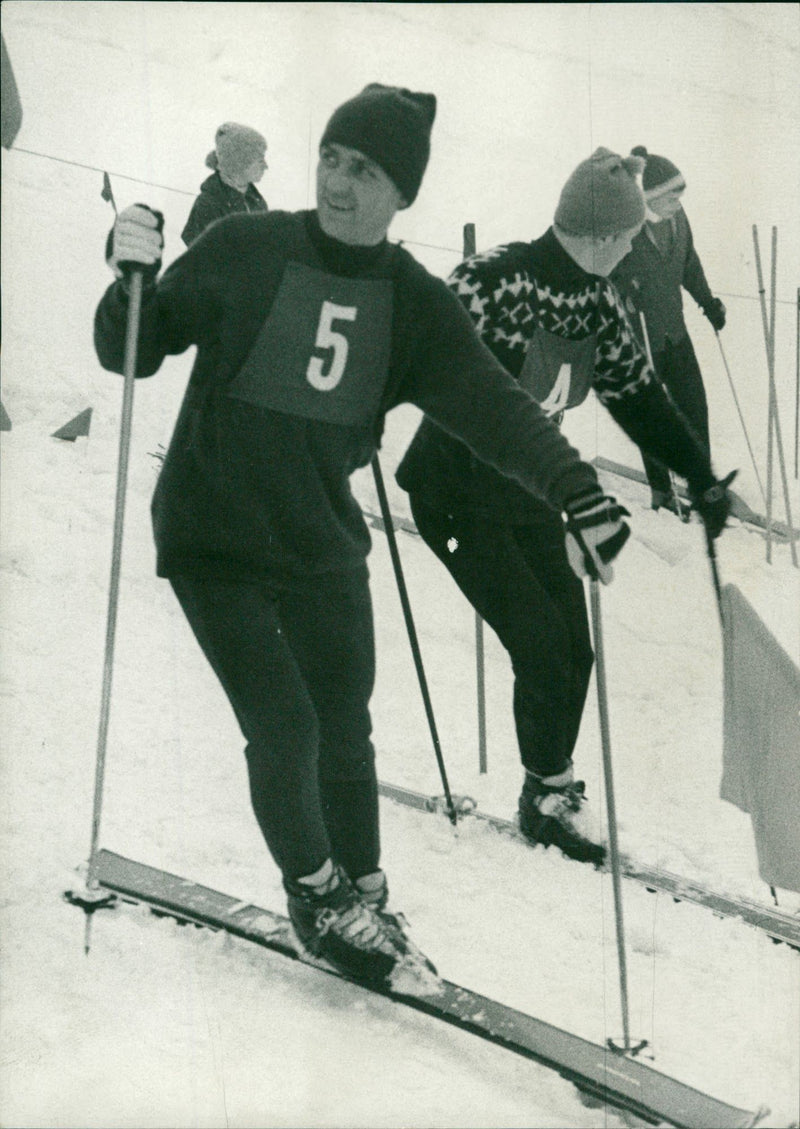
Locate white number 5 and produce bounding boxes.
[306,301,357,391]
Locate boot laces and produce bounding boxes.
[537,781,585,820]
[317,900,394,953]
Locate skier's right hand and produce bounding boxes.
[106,204,164,282]
[564,486,631,585]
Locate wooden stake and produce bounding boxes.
[752,226,798,566]
[789,286,794,480]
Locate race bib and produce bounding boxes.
[519,328,596,416]
[227,263,393,427]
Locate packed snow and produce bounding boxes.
[2,4,799,1127]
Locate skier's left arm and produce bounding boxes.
[594,281,734,536]
[682,214,726,331]
[401,276,606,518]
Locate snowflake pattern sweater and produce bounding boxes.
[396,227,715,521]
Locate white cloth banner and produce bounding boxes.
[720,584,800,894]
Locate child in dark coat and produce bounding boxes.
[181,122,268,246]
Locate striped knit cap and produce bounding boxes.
[631,146,685,199]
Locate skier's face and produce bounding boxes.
[243,150,268,185]
[647,185,685,220]
[316,143,407,246]
[581,224,643,276]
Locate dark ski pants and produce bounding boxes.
[409,497,594,779]
[642,334,710,496]
[170,572,379,883]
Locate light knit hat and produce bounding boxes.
[320,83,437,205]
[206,122,267,179]
[631,146,685,200]
[554,147,646,238]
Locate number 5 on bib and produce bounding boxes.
[228,263,393,426]
[307,302,357,391]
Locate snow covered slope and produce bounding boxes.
[2,4,799,1127]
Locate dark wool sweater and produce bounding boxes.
[181,172,268,246]
[611,208,715,354]
[396,228,715,521]
[94,210,599,586]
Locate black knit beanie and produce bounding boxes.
[320,84,437,205]
[631,146,685,199]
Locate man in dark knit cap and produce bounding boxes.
[94,87,633,987]
[397,147,735,867]
[612,147,727,515]
[181,122,268,246]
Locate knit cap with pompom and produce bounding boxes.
[554,147,646,238]
[205,123,267,180]
[631,146,685,199]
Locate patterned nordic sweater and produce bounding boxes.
[396,227,714,521]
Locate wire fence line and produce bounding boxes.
[8,144,799,299]
[10,145,463,257]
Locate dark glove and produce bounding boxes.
[106,203,165,285]
[689,470,737,539]
[704,297,726,332]
[564,487,631,585]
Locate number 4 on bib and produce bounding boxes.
[539,363,571,416]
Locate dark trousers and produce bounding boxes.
[170,573,379,882]
[643,335,710,495]
[409,497,594,778]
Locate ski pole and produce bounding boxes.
[714,332,767,510]
[371,453,458,825]
[639,312,687,521]
[462,222,488,775]
[82,265,145,953]
[589,580,634,1054]
[704,525,725,630]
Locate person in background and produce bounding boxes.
[396,148,734,866]
[181,121,268,246]
[612,146,727,516]
[94,86,631,988]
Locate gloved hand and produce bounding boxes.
[564,487,631,585]
[689,470,737,539]
[106,204,164,283]
[704,297,726,332]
